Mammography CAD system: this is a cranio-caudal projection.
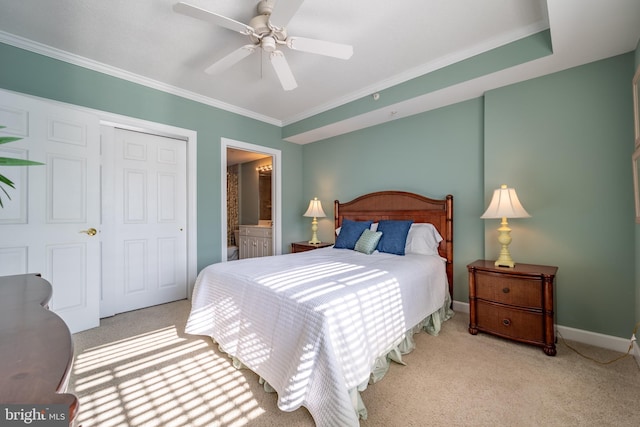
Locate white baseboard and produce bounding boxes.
[452,300,634,355]
[452,300,470,314]
[555,324,631,354]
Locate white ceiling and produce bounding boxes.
[0,0,639,143]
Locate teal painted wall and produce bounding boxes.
[484,53,635,338]
[301,98,485,302]
[302,54,636,338]
[0,42,304,272]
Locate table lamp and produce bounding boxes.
[303,197,326,244]
[481,184,530,268]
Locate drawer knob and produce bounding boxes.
[502,318,511,326]
[502,287,510,293]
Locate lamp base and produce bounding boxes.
[308,232,321,244]
[494,258,515,268]
[308,217,321,244]
[495,218,515,268]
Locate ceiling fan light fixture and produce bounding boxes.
[262,36,277,52]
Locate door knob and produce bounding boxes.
[79,227,97,236]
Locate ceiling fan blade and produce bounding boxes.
[173,2,253,34]
[286,37,353,60]
[205,45,257,75]
[269,51,297,91]
[268,0,305,29]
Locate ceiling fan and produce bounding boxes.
[173,0,353,91]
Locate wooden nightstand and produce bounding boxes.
[291,241,333,253]
[467,259,558,356]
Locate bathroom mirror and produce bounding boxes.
[259,168,272,221]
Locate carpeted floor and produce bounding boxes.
[69,300,640,427]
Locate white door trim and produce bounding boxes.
[221,137,281,261]
[100,115,197,297]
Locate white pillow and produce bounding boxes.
[336,222,378,236]
[404,223,443,255]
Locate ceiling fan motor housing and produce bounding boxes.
[257,0,275,16]
[248,9,287,44]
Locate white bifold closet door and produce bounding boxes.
[100,126,188,317]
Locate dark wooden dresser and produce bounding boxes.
[467,260,558,356]
[0,274,79,424]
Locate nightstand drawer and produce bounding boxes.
[475,272,542,309]
[476,301,544,343]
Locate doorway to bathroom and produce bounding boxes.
[226,148,270,261]
[220,138,281,262]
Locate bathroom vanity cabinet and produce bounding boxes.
[239,225,273,259]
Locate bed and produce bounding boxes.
[186,191,454,426]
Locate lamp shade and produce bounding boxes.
[303,197,326,218]
[481,185,530,219]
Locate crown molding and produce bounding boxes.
[0,30,282,127]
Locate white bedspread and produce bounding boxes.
[185,247,449,426]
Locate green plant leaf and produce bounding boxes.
[0,174,15,187]
[0,180,14,208]
[0,126,21,145]
[0,157,44,166]
[0,136,22,145]
[0,125,44,208]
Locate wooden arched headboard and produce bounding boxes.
[334,191,453,298]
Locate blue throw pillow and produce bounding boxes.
[334,219,373,249]
[376,220,414,255]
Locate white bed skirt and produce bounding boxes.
[218,292,454,421]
